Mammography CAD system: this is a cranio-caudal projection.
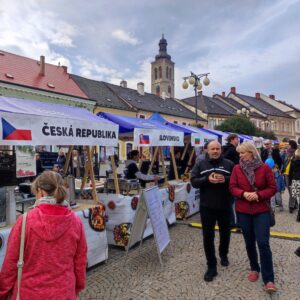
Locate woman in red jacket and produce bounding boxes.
[0,171,87,299]
[229,142,277,293]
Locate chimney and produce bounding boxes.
[137,82,144,95]
[255,92,260,99]
[161,91,167,100]
[39,55,45,76]
[120,80,127,88]
[230,86,236,94]
[222,91,226,98]
[62,65,68,73]
[269,94,275,100]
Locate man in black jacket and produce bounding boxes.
[191,141,234,282]
[222,134,239,165]
[261,139,282,169]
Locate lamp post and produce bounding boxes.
[236,107,255,118]
[182,72,210,123]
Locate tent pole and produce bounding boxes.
[159,147,168,186]
[181,142,189,161]
[170,146,179,181]
[110,154,120,194]
[63,146,74,177]
[87,146,98,203]
[184,148,195,174]
[80,147,90,193]
[147,146,159,175]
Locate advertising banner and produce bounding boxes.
[0,112,119,146]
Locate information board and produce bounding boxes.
[125,186,170,266]
[143,186,170,253]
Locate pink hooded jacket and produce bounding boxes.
[0,203,87,300]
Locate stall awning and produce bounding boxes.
[99,112,184,147]
[0,96,119,146]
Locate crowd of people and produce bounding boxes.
[0,138,299,297]
[191,137,300,293]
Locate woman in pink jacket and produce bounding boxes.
[0,171,87,300]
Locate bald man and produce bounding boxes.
[191,141,234,282]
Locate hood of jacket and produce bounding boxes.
[29,203,74,242]
[222,143,235,153]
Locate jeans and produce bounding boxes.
[237,212,274,284]
[285,176,298,209]
[200,206,231,268]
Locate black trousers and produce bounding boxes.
[200,206,231,268]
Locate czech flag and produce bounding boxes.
[139,134,150,145]
[2,118,32,141]
[195,138,201,145]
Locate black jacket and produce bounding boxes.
[289,158,300,184]
[222,143,239,165]
[261,148,282,169]
[191,155,234,210]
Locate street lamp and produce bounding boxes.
[182,72,210,123]
[237,107,250,118]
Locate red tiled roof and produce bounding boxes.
[0,50,88,98]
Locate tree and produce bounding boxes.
[215,116,277,139]
[215,116,256,135]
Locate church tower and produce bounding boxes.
[151,34,175,98]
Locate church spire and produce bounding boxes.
[155,34,171,60]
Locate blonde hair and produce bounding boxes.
[295,149,300,158]
[31,171,67,204]
[236,141,262,161]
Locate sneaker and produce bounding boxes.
[204,268,218,282]
[220,256,229,267]
[247,271,259,282]
[265,282,277,293]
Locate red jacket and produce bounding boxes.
[0,204,87,300]
[230,163,276,215]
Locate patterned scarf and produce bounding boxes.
[239,157,262,186]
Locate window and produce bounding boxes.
[159,66,162,78]
[174,121,178,124]
[182,122,186,125]
[169,68,172,79]
[154,68,158,80]
[168,86,171,95]
[139,115,145,119]
[297,120,300,131]
[166,66,169,78]
[156,85,160,96]
[281,122,284,132]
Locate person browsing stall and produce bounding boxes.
[0,171,87,300]
[125,150,160,184]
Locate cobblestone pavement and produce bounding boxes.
[79,191,300,300]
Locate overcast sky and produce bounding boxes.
[1,0,299,106]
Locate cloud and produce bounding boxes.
[0,0,75,68]
[76,56,122,81]
[111,29,140,45]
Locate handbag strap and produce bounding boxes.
[17,212,27,300]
